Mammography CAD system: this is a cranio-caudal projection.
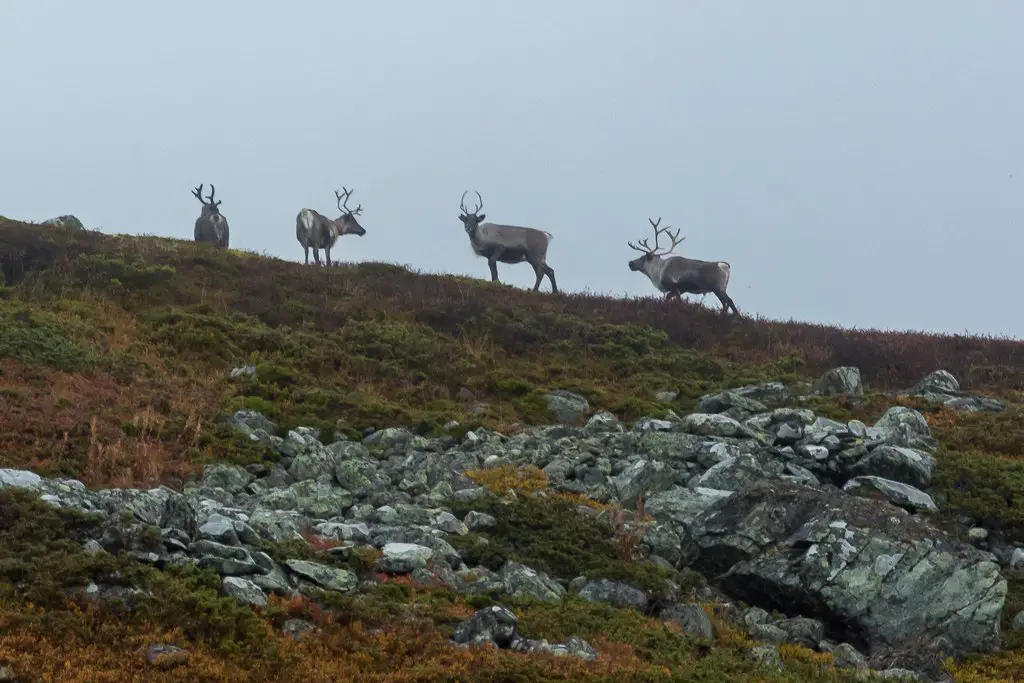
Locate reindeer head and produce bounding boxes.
[457,190,486,236]
[191,184,223,219]
[627,217,685,271]
[334,186,366,236]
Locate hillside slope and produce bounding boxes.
[0,217,1023,682]
[2,217,1022,486]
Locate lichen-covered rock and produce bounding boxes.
[575,579,648,611]
[452,606,597,660]
[660,603,715,640]
[498,561,566,602]
[544,390,590,424]
[453,605,520,647]
[40,214,85,230]
[679,413,756,439]
[693,453,780,492]
[686,480,1006,659]
[222,576,269,607]
[284,560,357,593]
[376,542,434,573]
[846,446,936,489]
[644,486,732,527]
[201,464,255,494]
[909,369,961,396]
[843,476,937,513]
[811,366,863,397]
[610,459,675,508]
[831,642,868,670]
[464,510,497,532]
[694,391,768,421]
[868,407,936,451]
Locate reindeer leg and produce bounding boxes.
[544,265,558,294]
[714,291,739,315]
[529,261,544,291]
[324,246,332,268]
[487,247,504,284]
[313,247,321,266]
[304,246,310,265]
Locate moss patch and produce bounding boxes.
[446,495,677,602]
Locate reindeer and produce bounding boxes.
[295,187,367,267]
[191,184,230,248]
[627,217,740,315]
[457,190,558,293]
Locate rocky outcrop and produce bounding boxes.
[902,369,1006,413]
[684,480,1004,657]
[40,214,86,231]
[0,368,1015,681]
[811,366,863,397]
[452,606,598,660]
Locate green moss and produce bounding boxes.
[932,445,1024,540]
[189,422,276,467]
[934,410,1024,455]
[125,563,272,656]
[0,488,271,657]
[0,488,117,606]
[1002,569,1024,651]
[0,302,103,373]
[71,253,175,291]
[517,598,700,668]
[927,410,1024,542]
[446,496,677,602]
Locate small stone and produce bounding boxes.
[544,390,590,424]
[146,644,188,669]
[284,560,357,593]
[456,606,519,648]
[748,645,782,670]
[968,527,989,544]
[831,642,868,669]
[811,366,863,397]
[222,576,268,608]
[464,510,497,531]
[281,618,318,640]
[576,579,648,611]
[377,542,434,573]
[661,603,715,640]
[585,411,619,431]
[842,476,938,513]
[847,419,868,438]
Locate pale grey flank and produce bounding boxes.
[457,190,558,293]
[295,187,368,267]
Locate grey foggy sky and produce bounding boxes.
[3,1,1024,338]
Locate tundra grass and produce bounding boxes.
[0,487,878,683]
[2,218,1024,680]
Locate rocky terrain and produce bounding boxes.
[2,367,1022,681]
[1,217,1023,681]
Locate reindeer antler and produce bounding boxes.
[627,216,686,255]
[335,186,363,216]
[206,184,221,207]
[460,190,483,215]
[192,183,221,208]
